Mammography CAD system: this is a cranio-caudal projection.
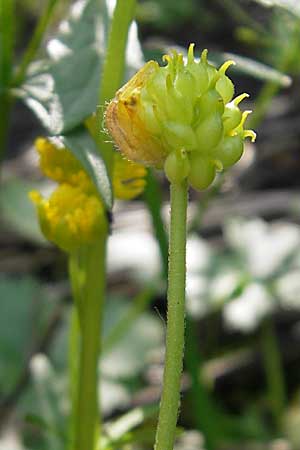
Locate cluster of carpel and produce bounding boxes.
[106,44,256,190]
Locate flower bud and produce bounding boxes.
[105,44,256,190]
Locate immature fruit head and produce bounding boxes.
[105,44,256,191]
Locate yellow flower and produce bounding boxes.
[30,138,147,252]
[113,152,147,200]
[30,186,106,253]
[105,44,256,190]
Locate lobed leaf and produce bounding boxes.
[17,0,144,136]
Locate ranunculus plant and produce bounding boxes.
[106,43,255,450]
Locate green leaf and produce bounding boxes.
[25,413,66,441]
[17,0,144,135]
[212,52,292,87]
[60,126,113,209]
[0,178,46,244]
[17,0,107,135]
[0,276,56,394]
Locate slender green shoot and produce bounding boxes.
[96,0,136,175]
[0,0,15,161]
[13,0,59,87]
[154,180,188,450]
[71,241,107,450]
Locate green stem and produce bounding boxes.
[13,0,59,87]
[96,0,136,175]
[260,318,286,429]
[0,0,15,161]
[68,304,80,449]
[70,239,107,450]
[154,180,188,450]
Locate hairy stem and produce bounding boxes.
[154,180,188,450]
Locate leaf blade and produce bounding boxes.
[60,126,113,210]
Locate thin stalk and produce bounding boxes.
[69,3,137,448]
[154,180,188,450]
[95,0,136,175]
[143,169,169,278]
[260,318,286,429]
[67,304,80,449]
[0,0,15,161]
[73,239,107,450]
[13,0,59,87]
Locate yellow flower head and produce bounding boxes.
[35,137,93,192]
[105,44,256,190]
[30,138,146,252]
[113,152,147,200]
[30,186,106,253]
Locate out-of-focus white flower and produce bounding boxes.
[210,270,240,304]
[0,429,24,450]
[108,230,212,288]
[186,273,210,318]
[185,235,213,317]
[223,283,273,333]
[174,430,205,450]
[107,230,161,282]
[30,353,54,382]
[224,218,300,279]
[275,270,300,310]
[186,234,212,273]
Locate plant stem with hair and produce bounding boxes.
[154,179,188,450]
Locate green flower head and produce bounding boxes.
[106,44,256,190]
